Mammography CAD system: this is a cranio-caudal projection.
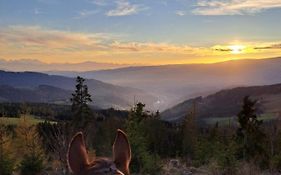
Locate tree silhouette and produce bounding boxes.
[126,102,161,174]
[70,76,93,131]
[236,96,267,163]
[182,100,198,161]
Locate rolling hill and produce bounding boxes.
[161,83,281,122]
[0,71,157,109]
[47,57,281,110]
[0,85,71,104]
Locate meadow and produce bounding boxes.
[0,115,56,126]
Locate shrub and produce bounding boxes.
[0,155,14,175]
[19,154,44,175]
[141,154,162,175]
[216,141,238,175]
[271,154,281,171]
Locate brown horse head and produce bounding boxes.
[67,129,131,175]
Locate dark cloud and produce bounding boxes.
[213,48,232,52]
[254,44,281,50]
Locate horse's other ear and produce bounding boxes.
[68,132,89,174]
[113,129,131,175]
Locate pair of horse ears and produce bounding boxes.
[68,129,131,175]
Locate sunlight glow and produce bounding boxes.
[229,45,245,54]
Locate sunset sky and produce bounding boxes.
[0,0,281,65]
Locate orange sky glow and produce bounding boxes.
[0,26,280,65]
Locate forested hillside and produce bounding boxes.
[162,83,281,122]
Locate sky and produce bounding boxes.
[0,0,281,65]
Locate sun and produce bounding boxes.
[228,45,245,54]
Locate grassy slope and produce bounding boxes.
[0,115,56,125]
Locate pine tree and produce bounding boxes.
[70,76,93,130]
[125,103,161,174]
[236,96,267,163]
[182,100,198,162]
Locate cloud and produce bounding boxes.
[212,43,281,54]
[0,26,199,55]
[89,0,107,6]
[0,26,114,52]
[110,41,200,53]
[193,0,281,15]
[175,10,186,16]
[1,25,280,54]
[212,45,234,52]
[1,25,281,64]
[254,43,281,50]
[37,0,59,5]
[0,25,208,60]
[213,48,232,52]
[34,8,43,15]
[75,10,99,19]
[106,0,147,16]
[1,26,281,55]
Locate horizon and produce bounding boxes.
[1,0,281,67]
[1,56,280,72]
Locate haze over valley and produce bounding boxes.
[0,70,157,109]
[46,57,281,110]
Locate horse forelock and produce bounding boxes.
[86,157,124,175]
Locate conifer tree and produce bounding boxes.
[182,101,198,161]
[236,96,267,163]
[126,102,161,174]
[70,76,93,130]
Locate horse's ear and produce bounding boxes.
[113,129,131,175]
[68,132,89,174]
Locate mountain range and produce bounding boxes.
[0,71,157,109]
[0,59,133,72]
[47,57,281,110]
[1,57,280,112]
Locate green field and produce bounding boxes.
[0,115,56,126]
